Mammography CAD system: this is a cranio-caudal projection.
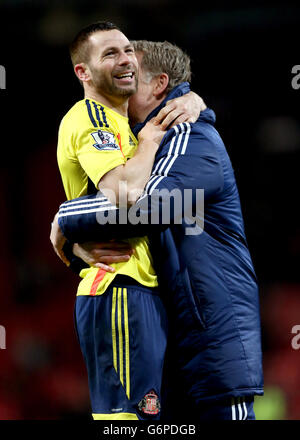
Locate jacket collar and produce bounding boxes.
[132,81,216,136]
[132,82,191,136]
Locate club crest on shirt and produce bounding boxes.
[138,390,160,416]
[91,130,120,151]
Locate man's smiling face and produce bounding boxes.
[87,29,138,100]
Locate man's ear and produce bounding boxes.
[153,73,169,99]
[74,63,91,83]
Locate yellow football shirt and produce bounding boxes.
[57,98,158,296]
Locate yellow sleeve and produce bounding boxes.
[57,117,87,200]
[76,125,126,189]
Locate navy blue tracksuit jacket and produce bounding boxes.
[58,82,264,408]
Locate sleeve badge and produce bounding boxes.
[91,130,120,151]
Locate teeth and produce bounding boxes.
[116,73,133,79]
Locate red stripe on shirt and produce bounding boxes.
[89,269,106,295]
[117,133,125,158]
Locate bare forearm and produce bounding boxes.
[99,139,159,205]
[122,139,158,200]
[99,119,165,206]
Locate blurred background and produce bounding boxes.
[0,0,299,420]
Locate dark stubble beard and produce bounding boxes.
[92,68,138,99]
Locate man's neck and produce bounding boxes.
[85,90,129,118]
[130,96,166,127]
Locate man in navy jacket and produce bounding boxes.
[51,40,264,420]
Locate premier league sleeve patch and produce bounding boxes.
[91,130,120,151]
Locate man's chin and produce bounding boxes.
[112,78,137,96]
[115,85,137,97]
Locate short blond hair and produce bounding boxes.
[131,40,191,93]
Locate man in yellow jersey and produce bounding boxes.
[52,39,262,422]
[55,21,202,420]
